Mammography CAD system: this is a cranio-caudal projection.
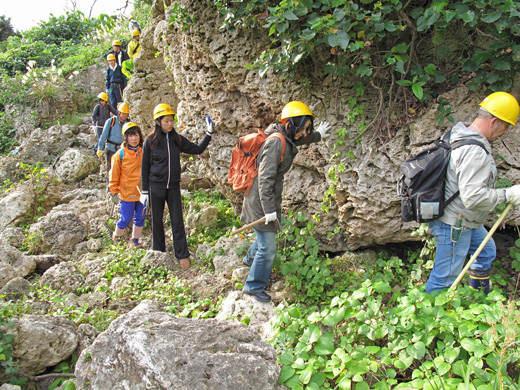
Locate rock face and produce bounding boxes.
[75,300,283,390]
[126,1,520,250]
[0,240,36,289]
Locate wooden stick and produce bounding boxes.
[231,217,266,236]
[450,203,513,289]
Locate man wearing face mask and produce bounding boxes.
[241,101,331,302]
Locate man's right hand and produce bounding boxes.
[265,212,277,224]
[506,185,520,205]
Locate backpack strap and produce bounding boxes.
[445,139,489,206]
[119,149,124,164]
[267,132,286,163]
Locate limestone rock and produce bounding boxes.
[70,64,106,95]
[142,250,176,271]
[30,253,65,273]
[0,277,31,301]
[212,236,249,276]
[186,203,219,229]
[0,189,35,232]
[127,1,520,249]
[189,273,234,300]
[0,240,36,289]
[29,210,88,255]
[54,148,99,184]
[6,315,78,376]
[0,384,22,390]
[76,324,100,357]
[216,291,275,331]
[40,262,85,294]
[75,300,282,390]
[0,227,26,249]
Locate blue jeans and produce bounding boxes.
[93,126,103,152]
[426,219,496,293]
[243,230,277,293]
[117,200,145,229]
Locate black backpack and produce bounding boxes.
[398,131,488,223]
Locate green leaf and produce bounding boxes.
[374,281,392,293]
[461,338,482,353]
[284,11,299,21]
[396,79,412,87]
[355,381,370,390]
[287,306,302,319]
[424,63,436,75]
[280,352,295,365]
[481,12,501,23]
[492,58,511,71]
[299,365,314,385]
[314,332,335,355]
[299,28,316,41]
[322,307,346,326]
[412,84,424,100]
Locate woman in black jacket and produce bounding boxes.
[140,103,213,269]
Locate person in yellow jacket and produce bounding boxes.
[109,122,146,247]
[123,30,141,78]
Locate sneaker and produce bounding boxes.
[243,289,271,303]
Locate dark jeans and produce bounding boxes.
[149,185,189,260]
[93,126,103,152]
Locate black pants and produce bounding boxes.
[150,185,189,259]
[104,149,116,173]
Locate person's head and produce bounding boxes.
[97,92,108,106]
[106,54,116,68]
[112,40,122,53]
[132,30,140,41]
[477,92,519,141]
[280,101,314,141]
[153,103,176,133]
[118,102,130,122]
[122,122,144,148]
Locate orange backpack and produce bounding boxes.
[228,129,286,195]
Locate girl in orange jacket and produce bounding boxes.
[109,122,146,247]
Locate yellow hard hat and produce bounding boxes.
[97,92,108,101]
[112,40,122,46]
[122,122,141,135]
[280,101,314,124]
[479,92,519,126]
[153,103,175,120]
[118,102,130,114]
[106,54,116,61]
[132,30,140,37]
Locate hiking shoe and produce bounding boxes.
[179,258,191,270]
[131,238,143,248]
[243,290,271,303]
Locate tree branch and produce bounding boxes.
[18,371,76,382]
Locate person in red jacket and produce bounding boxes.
[109,122,146,248]
[140,103,213,269]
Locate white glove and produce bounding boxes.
[265,211,277,224]
[506,185,520,205]
[139,193,149,206]
[110,193,119,204]
[205,114,214,136]
[316,122,331,139]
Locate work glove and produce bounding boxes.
[316,122,331,139]
[505,185,520,205]
[205,114,214,136]
[140,192,149,206]
[97,150,103,158]
[110,193,119,204]
[265,211,277,225]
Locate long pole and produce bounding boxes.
[450,203,513,289]
[231,217,267,236]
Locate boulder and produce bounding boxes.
[29,210,88,255]
[0,277,31,301]
[6,315,78,375]
[0,240,36,289]
[217,291,275,330]
[0,189,34,232]
[186,203,219,229]
[54,148,99,184]
[0,227,26,249]
[141,250,176,271]
[212,236,250,276]
[70,64,106,95]
[76,323,100,358]
[30,253,65,273]
[75,300,283,390]
[39,262,85,294]
[189,273,234,300]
